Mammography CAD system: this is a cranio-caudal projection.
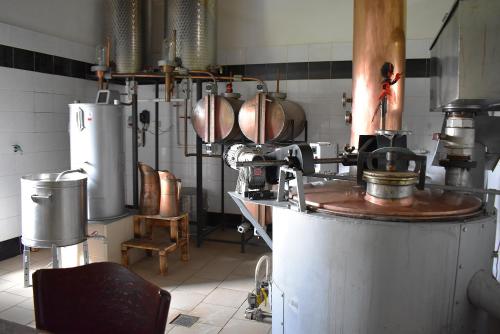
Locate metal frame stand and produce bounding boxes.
[277,167,307,212]
[23,245,30,288]
[23,240,91,288]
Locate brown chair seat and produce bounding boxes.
[32,262,171,334]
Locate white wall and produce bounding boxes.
[0,0,103,47]
[0,10,100,242]
[217,0,455,53]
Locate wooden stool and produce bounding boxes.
[121,213,189,275]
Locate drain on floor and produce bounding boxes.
[170,314,200,328]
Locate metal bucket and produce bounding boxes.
[158,170,181,218]
[21,173,87,248]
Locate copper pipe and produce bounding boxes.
[110,72,263,84]
[106,37,110,68]
[350,0,406,148]
[97,71,105,90]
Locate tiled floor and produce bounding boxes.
[0,229,272,333]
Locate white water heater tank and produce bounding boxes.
[69,90,125,220]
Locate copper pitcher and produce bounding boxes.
[158,170,181,218]
[138,162,160,215]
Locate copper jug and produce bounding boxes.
[138,162,160,215]
[158,170,181,218]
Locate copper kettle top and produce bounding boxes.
[158,170,178,180]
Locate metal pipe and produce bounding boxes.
[221,143,225,217]
[467,270,500,320]
[235,157,346,168]
[110,72,263,83]
[131,84,139,208]
[189,70,217,85]
[196,80,204,247]
[351,0,406,148]
[236,160,288,168]
[155,83,159,170]
[426,183,500,195]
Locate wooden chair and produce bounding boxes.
[32,262,171,334]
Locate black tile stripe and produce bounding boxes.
[0,43,430,82]
[308,61,330,79]
[0,43,94,80]
[13,47,34,71]
[0,237,21,261]
[223,58,430,81]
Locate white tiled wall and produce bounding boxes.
[0,22,95,63]
[219,39,432,65]
[0,23,98,242]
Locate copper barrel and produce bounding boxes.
[238,93,306,143]
[158,170,181,218]
[191,93,244,143]
[350,0,406,148]
[138,162,160,215]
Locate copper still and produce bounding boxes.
[138,162,160,215]
[238,92,306,144]
[191,91,244,143]
[350,0,406,148]
[158,170,181,218]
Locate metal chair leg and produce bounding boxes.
[23,245,31,288]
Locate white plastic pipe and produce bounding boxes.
[468,270,500,319]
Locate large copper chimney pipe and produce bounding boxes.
[351,0,406,148]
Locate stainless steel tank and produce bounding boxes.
[191,93,244,143]
[21,173,87,248]
[238,93,306,143]
[69,103,125,220]
[165,0,217,70]
[105,0,143,72]
[271,206,497,334]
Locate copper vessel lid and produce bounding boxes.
[292,181,482,221]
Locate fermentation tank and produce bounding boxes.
[69,102,125,220]
[105,0,143,73]
[165,0,216,70]
[191,92,244,143]
[239,93,306,143]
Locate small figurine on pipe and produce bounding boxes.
[372,62,402,130]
